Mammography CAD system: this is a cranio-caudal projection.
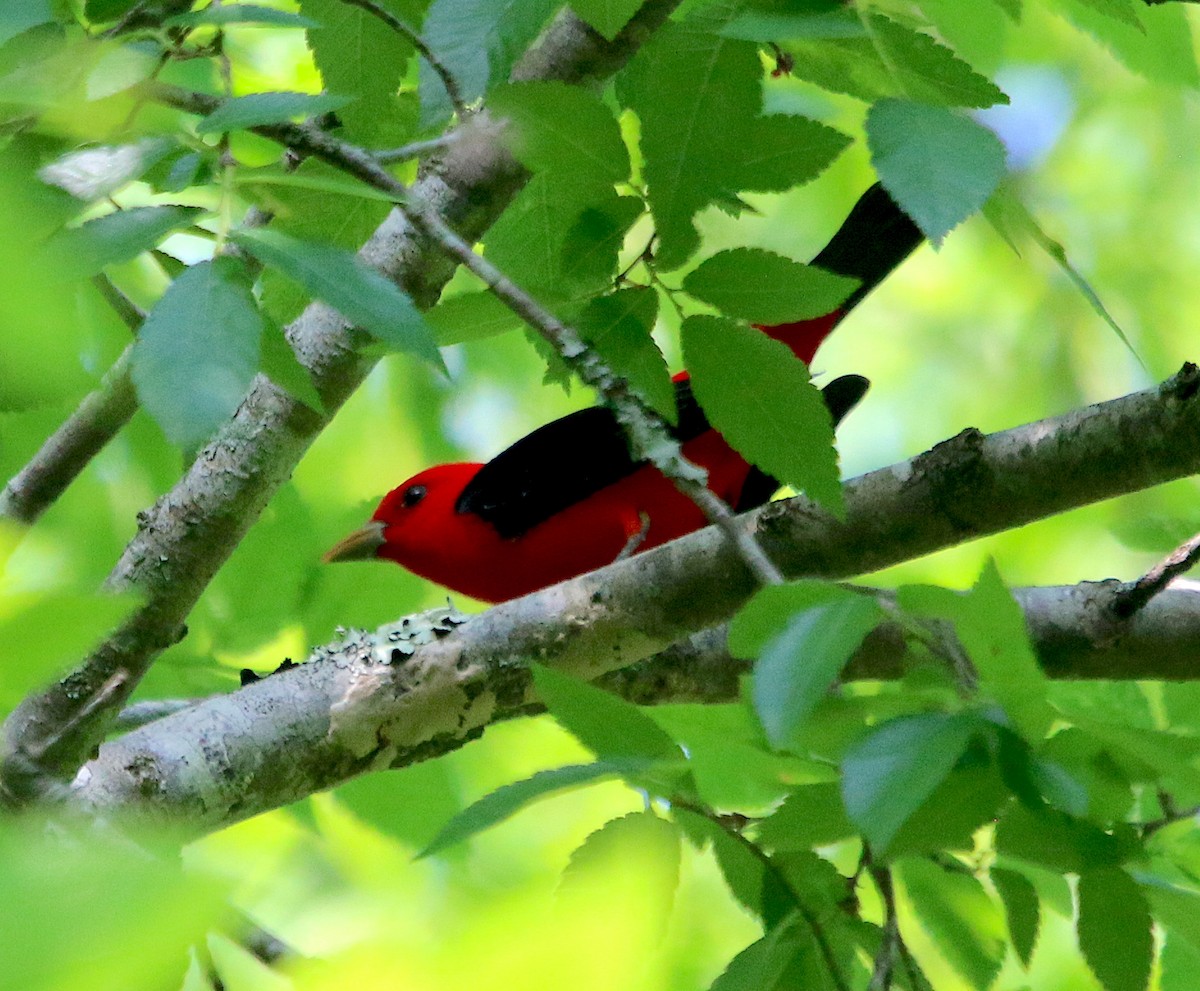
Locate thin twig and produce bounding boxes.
[868,865,902,991]
[335,0,468,117]
[1112,529,1200,619]
[373,133,460,163]
[91,273,146,331]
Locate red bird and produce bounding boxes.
[326,185,921,602]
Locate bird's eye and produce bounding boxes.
[402,484,427,508]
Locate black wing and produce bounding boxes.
[456,377,710,539]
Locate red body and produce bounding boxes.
[363,316,839,603]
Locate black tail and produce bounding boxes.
[812,184,923,310]
[734,374,870,512]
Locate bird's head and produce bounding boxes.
[323,462,483,567]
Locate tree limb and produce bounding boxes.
[72,367,1200,835]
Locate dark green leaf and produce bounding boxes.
[130,257,264,451]
[867,98,1006,246]
[426,290,524,346]
[532,665,685,778]
[1077,868,1153,991]
[40,205,203,281]
[574,287,674,423]
[166,4,318,27]
[490,82,629,188]
[682,315,842,514]
[420,763,619,857]
[157,152,211,193]
[684,248,859,324]
[1068,0,1143,29]
[234,228,441,367]
[567,0,644,40]
[995,802,1124,873]
[991,867,1040,966]
[559,196,645,293]
[753,595,882,750]
[736,115,851,193]
[716,3,859,42]
[259,322,323,412]
[196,92,353,134]
[841,711,978,852]
[896,857,1006,990]
[729,581,851,657]
[755,783,855,849]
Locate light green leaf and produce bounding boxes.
[867,98,1006,246]
[716,3,861,42]
[842,712,978,852]
[1055,0,1198,88]
[736,115,851,193]
[681,315,842,514]
[420,763,619,857]
[40,205,203,281]
[729,581,852,657]
[0,0,52,47]
[208,933,291,991]
[684,248,859,324]
[196,92,353,134]
[234,228,441,367]
[426,290,524,346]
[166,4,318,27]
[568,0,644,39]
[1077,869,1153,991]
[131,257,264,451]
[752,594,882,750]
[897,857,1007,990]
[1069,0,1143,29]
[573,287,674,424]
[235,167,397,202]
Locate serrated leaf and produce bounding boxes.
[235,168,396,202]
[568,0,643,39]
[995,803,1124,873]
[299,0,413,145]
[1070,0,1143,29]
[426,290,524,346]
[897,857,1007,990]
[573,287,674,423]
[755,783,855,849]
[841,712,978,852]
[418,0,560,127]
[491,81,630,188]
[864,13,1008,108]
[560,196,645,293]
[234,228,441,367]
[752,594,882,750]
[617,23,762,268]
[0,0,52,47]
[737,115,851,192]
[991,866,1040,967]
[1077,869,1153,991]
[681,315,842,514]
[684,249,858,325]
[716,3,860,42]
[1057,0,1198,88]
[709,915,808,991]
[420,763,618,857]
[166,4,318,27]
[259,322,323,413]
[729,581,852,657]
[867,98,1005,246]
[40,205,203,281]
[898,561,1052,740]
[532,665,685,782]
[130,257,263,451]
[196,92,353,134]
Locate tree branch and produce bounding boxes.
[0,0,685,802]
[71,368,1200,835]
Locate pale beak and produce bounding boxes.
[323,520,387,563]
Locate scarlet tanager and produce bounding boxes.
[325,185,922,602]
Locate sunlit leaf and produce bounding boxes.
[683,249,859,324]
[1077,868,1153,991]
[992,867,1040,967]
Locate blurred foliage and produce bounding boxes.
[2,0,1200,989]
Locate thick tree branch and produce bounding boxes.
[72,368,1200,835]
[0,0,684,802]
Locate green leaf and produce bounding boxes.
[1068,0,1143,29]
[490,82,630,189]
[567,0,644,39]
[559,811,681,918]
[418,0,560,127]
[898,561,1053,740]
[755,783,855,849]
[867,98,1006,246]
[234,228,441,367]
[166,4,318,27]
[896,857,1007,990]
[716,3,860,42]
[259,322,323,413]
[532,665,685,779]
[681,315,842,514]
[130,257,264,451]
[991,867,1040,967]
[208,933,290,991]
[1077,868,1153,991]
[995,802,1124,873]
[1055,0,1198,88]
[420,763,619,857]
[841,711,978,852]
[617,23,762,268]
[736,115,851,193]
[195,92,353,134]
[559,196,645,294]
[753,594,882,750]
[684,249,859,325]
[729,581,852,657]
[299,0,414,145]
[426,290,524,346]
[863,13,1008,108]
[40,205,203,281]
[573,287,674,424]
[0,0,52,47]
